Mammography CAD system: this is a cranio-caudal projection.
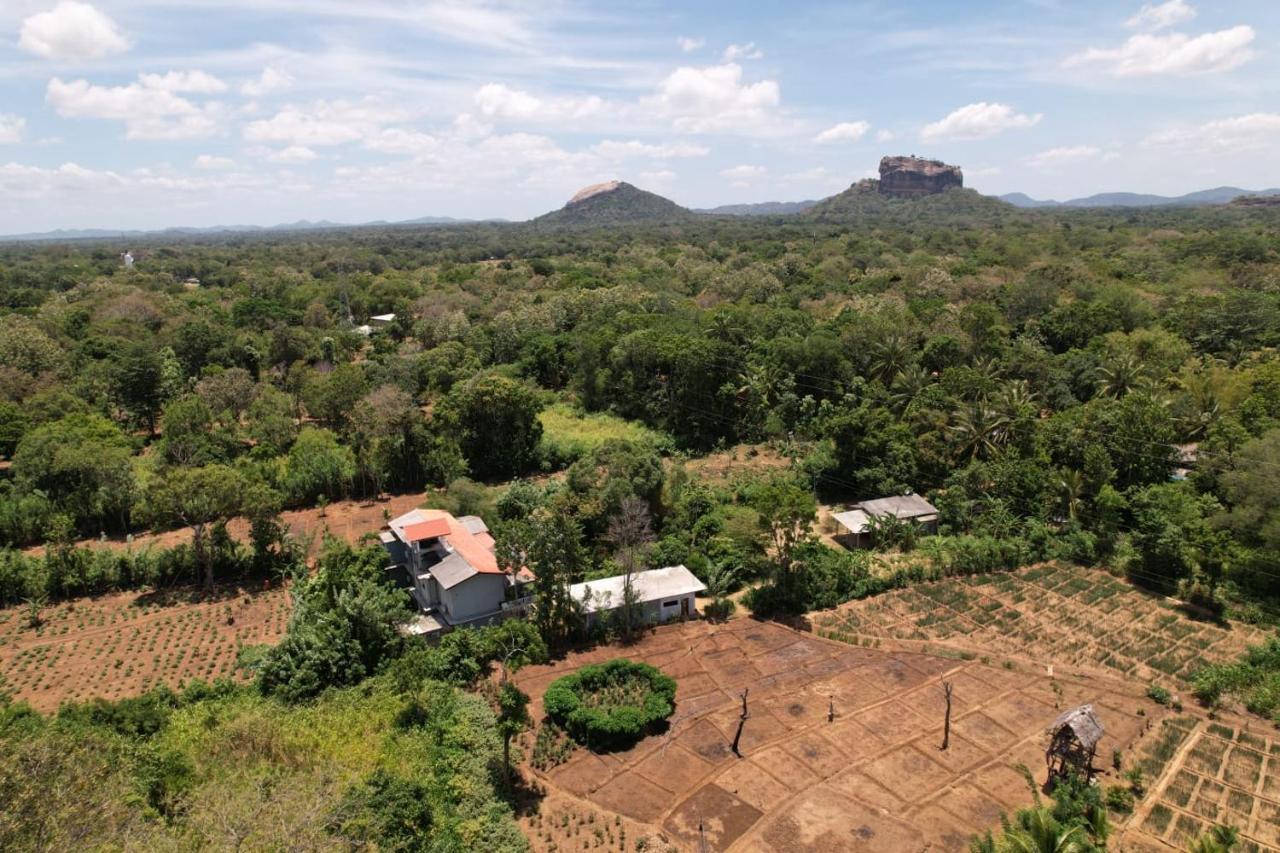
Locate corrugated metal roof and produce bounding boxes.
[857,494,938,520]
[832,508,870,534]
[429,552,479,590]
[569,565,707,614]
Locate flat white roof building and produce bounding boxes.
[571,564,706,624]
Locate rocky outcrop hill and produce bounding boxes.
[533,181,692,226]
[878,156,964,198]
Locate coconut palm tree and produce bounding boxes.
[890,364,933,415]
[1057,469,1085,522]
[1097,354,1143,399]
[949,402,1010,461]
[1187,825,1240,853]
[869,333,914,385]
[997,807,1091,853]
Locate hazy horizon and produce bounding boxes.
[1,0,1278,232]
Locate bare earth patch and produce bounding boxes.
[514,615,1167,852]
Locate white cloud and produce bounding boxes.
[646,63,781,133]
[265,145,318,163]
[814,121,870,144]
[1066,25,1254,76]
[1026,145,1102,169]
[590,139,709,159]
[1144,113,1280,153]
[0,115,25,145]
[783,166,830,182]
[474,83,605,122]
[138,70,227,94]
[244,99,408,146]
[637,169,676,183]
[364,127,440,156]
[875,129,895,143]
[18,1,128,60]
[0,161,269,202]
[677,36,704,53]
[720,164,765,179]
[194,154,234,170]
[921,102,1041,142]
[1126,0,1196,31]
[722,42,763,62]
[241,66,294,97]
[46,75,225,140]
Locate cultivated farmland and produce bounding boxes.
[513,615,1166,852]
[813,563,1269,686]
[0,584,290,711]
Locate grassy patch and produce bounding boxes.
[538,403,669,465]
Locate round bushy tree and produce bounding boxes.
[543,658,676,749]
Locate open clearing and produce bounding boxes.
[514,615,1165,852]
[813,563,1269,687]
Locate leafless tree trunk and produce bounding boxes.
[731,688,750,757]
[940,681,954,751]
[828,698,834,723]
[606,497,654,641]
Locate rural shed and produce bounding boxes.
[1046,703,1104,779]
[833,493,939,548]
[570,565,706,627]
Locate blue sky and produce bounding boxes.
[0,0,1277,231]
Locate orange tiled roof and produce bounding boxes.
[405,509,501,574]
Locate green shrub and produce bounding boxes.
[1146,684,1172,706]
[1103,784,1134,813]
[703,597,736,622]
[543,659,676,749]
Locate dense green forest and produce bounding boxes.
[3,194,1280,849]
[1,199,1278,616]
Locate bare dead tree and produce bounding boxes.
[606,497,655,641]
[828,698,834,723]
[940,681,954,751]
[731,688,750,757]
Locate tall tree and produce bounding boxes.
[112,341,166,436]
[144,464,245,590]
[748,476,817,593]
[437,374,543,480]
[515,507,587,651]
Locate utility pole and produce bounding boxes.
[731,688,750,758]
[940,681,954,751]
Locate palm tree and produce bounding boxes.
[950,403,1010,461]
[1187,825,1240,853]
[890,364,933,415]
[995,379,1037,422]
[1097,354,1142,398]
[998,807,1091,853]
[1177,370,1224,440]
[1057,469,1085,522]
[869,333,914,385]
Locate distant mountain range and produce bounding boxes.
[0,215,482,243]
[9,177,1280,243]
[695,200,818,216]
[999,187,1280,209]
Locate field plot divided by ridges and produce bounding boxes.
[514,614,1169,853]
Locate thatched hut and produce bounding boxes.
[1046,704,1104,779]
